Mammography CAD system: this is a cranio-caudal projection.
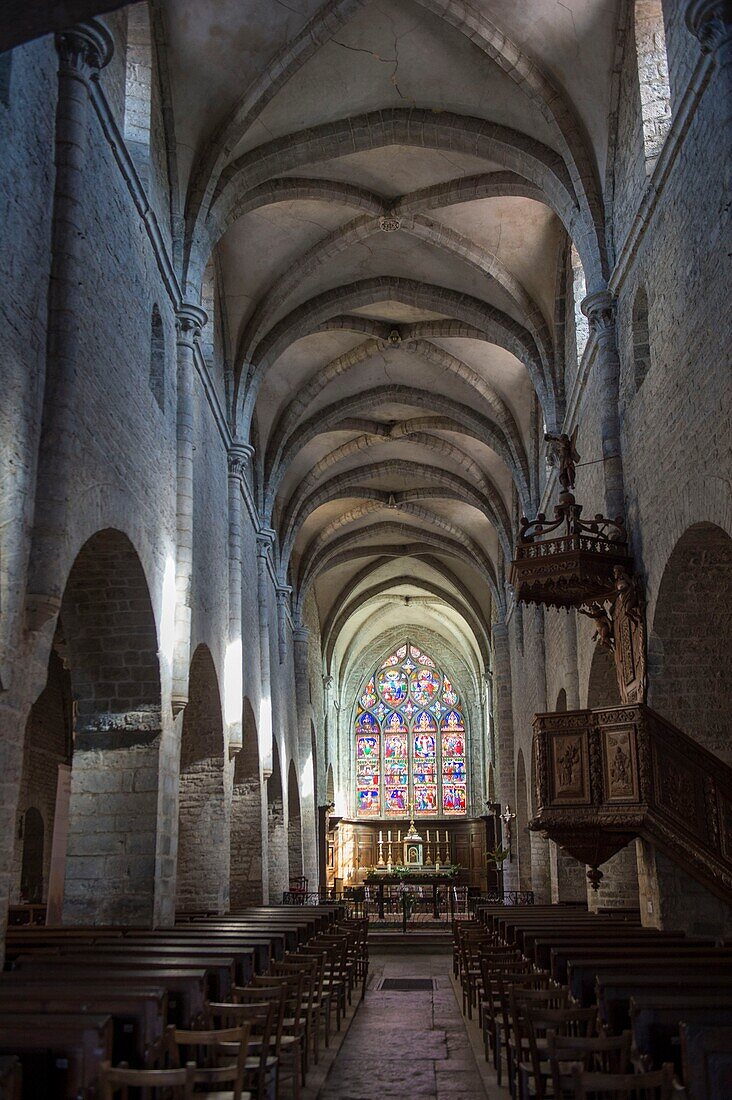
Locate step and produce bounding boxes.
[368,930,453,954]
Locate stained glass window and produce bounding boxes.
[355,642,467,817]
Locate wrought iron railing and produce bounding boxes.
[469,891,535,913]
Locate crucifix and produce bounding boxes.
[501,803,516,860]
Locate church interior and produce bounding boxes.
[0,0,731,1096]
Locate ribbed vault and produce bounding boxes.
[162,0,622,761]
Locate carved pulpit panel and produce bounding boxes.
[532,704,732,901]
[551,734,590,803]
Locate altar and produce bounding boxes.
[365,868,460,919]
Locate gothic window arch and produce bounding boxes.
[355,642,467,817]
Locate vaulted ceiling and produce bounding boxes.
[163,0,621,684]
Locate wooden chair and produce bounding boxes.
[507,983,568,1096]
[207,999,278,1100]
[99,1060,196,1099]
[480,957,533,1067]
[251,973,306,1100]
[273,958,320,1072]
[517,1005,599,1100]
[298,945,335,1047]
[568,1063,675,1099]
[232,990,283,1100]
[0,1056,22,1100]
[494,972,554,1088]
[169,1023,252,1100]
[548,1031,633,1098]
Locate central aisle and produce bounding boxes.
[319,952,489,1099]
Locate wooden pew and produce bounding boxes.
[630,994,732,1076]
[548,941,723,985]
[0,1012,112,1099]
[0,981,166,1067]
[6,967,207,1027]
[12,949,237,1001]
[569,956,732,1006]
[680,1022,732,1100]
[596,972,732,1032]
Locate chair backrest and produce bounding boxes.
[569,1063,675,1099]
[523,1005,598,1096]
[99,1060,196,1099]
[170,1024,251,1100]
[234,985,286,1051]
[253,972,306,1034]
[548,1030,633,1095]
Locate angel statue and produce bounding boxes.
[544,427,580,493]
[579,602,614,650]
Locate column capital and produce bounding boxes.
[293,625,310,645]
[228,441,254,480]
[686,0,732,53]
[276,584,292,608]
[56,19,114,77]
[581,289,616,336]
[176,303,208,343]
[257,527,276,556]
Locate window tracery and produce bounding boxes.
[355,642,467,817]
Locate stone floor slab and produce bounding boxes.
[317,951,488,1099]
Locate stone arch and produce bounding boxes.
[632,286,651,390]
[59,528,162,925]
[516,748,532,892]
[231,698,264,906]
[176,644,228,914]
[14,636,72,906]
[267,741,288,902]
[287,760,303,884]
[586,643,621,709]
[19,808,44,905]
[238,276,551,434]
[649,523,732,763]
[555,688,567,711]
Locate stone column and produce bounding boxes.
[686,2,732,188]
[26,21,113,626]
[492,622,518,891]
[256,529,275,773]
[530,608,552,902]
[293,626,318,888]
[276,585,292,665]
[225,443,253,754]
[581,291,625,520]
[171,304,207,715]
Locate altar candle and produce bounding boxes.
[379,830,383,843]
[398,829,402,842]
[388,830,392,842]
[426,829,430,842]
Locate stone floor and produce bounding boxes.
[318,951,499,1099]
